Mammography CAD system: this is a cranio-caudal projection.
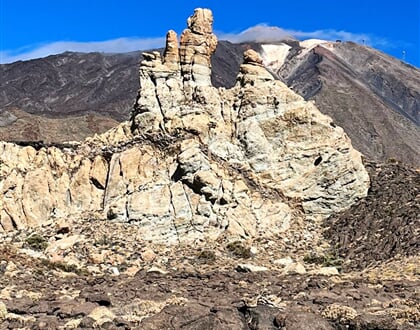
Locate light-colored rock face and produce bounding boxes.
[0,8,370,243]
[180,8,218,93]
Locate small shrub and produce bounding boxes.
[95,234,111,247]
[304,250,343,269]
[40,259,88,276]
[26,234,48,251]
[197,250,216,264]
[226,241,251,259]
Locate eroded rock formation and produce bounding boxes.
[0,8,369,243]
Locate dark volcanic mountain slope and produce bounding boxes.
[277,41,420,165]
[0,107,118,143]
[0,51,140,121]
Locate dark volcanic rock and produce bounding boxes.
[275,310,334,330]
[140,304,247,330]
[1,265,418,329]
[324,160,420,270]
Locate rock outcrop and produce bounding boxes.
[0,8,369,243]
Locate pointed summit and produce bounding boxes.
[180,8,218,91]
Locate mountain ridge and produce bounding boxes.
[1,39,419,165]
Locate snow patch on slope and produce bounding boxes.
[298,39,333,58]
[260,44,292,73]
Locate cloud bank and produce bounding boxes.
[0,37,166,64]
[220,24,392,48]
[219,25,294,43]
[0,25,391,64]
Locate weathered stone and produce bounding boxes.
[163,30,180,71]
[322,304,358,322]
[141,249,156,263]
[147,266,168,275]
[88,306,116,326]
[236,263,269,273]
[284,262,306,275]
[46,235,83,253]
[0,301,7,320]
[0,8,369,247]
[180,8,217,91]
[275,310,334,330]
[140,304,246,330]
[243,49,264,66]
[273,257,294,267]
[314,267,340,276]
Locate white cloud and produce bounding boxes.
[0,37,165,64]
[218,24,293,43]
[0,24,392,64]
[218,24,392,48]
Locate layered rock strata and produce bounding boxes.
[0,8,369,243]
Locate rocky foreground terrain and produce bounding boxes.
[0,8,419,330]
[0,159,419,329]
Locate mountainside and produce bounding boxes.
[1,39,419,165]
[0,9,418,329]
[0,51,139,120]
[273,40,420,165]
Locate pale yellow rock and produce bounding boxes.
[90,155,108,189]
[46,235,84,253]
[179,8,217,91]
[5,313,36,325]
[64,319,81,329]
[141,249,157,263]
[273,257,293,267]
[314,266,340,276]
[147,266,168,275]
[88,306,116,325]
[187,8,214,34]
[163,30,180,71]
[243,49,264,66]
[21,168,55,227]
[284,262,306,275]
[322,304,357,322]
[0,301,7,320]
[0,8,369,247]
[125,266,141,277]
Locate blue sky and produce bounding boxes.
[1,0,419,67]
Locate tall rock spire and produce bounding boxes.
[179,8,218,94]
[132,8,220,135]
[163,30,180,71]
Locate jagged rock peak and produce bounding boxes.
[238,49,274,85]
[186,8,214,34]
[180,8,218,91]
[0,9,370,245]
[163,30,179,70]
[243,49,264,66]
